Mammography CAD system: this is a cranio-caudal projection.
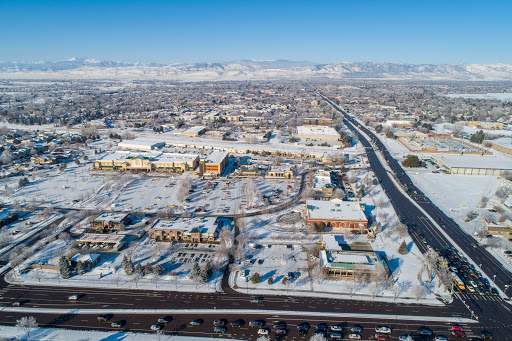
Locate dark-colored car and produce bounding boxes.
[214,326,227,333]
[316,323,328,331]
[276,329,288,336]
[419,328,433,336]
[231,319,244,327]
[274,322,287,329]
[213,320,226,327]
[297,322,310,330]
[297,328,308,336]
[481,331,493,340]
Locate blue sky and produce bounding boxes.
[0,0,510,64]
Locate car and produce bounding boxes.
[452,325,464,332]
[68,295,79,300]
[213,320,226,327]
[190,319,203,326]
[249,320,264,328]
[452,330,466,337]
[231,319,244,327]
[350,325,363,333]
[111,321,124,328]
[150,325,162,331]
[375,326,392,334]
[11,301,21,307]
[481,331,493,340]
[258,328,270,335]
[316,323,328,331]
[158,317,170,324]
[276,329,287,336]
[214,326,227,333]
[250,297,263,303]
[399,335,412,341]
[419,328,433,336]
[258,259,264,264]
[274,322,287,329]
[297,322,310,330]
[504,250,512,255]
[97,314,113,322]
[434,336,448,341]
[330,332,343,340]
[297,328,308,336]
[375,333,390,340]
[348,334,362,339]
[331,325,343,331]
[471,243,478,249]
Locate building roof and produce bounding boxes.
[321,235,347,252]
[97,151,199,163]
[182,126,206,134]
[70,253,101,263]
[313,171,334,189]
[320,249,387,271]
[118,138,165,150]
[151,217,219,234]
[93,212,130,222]
[77,233,126,243]
[296,125,340,137]
[204,150,229,164]
[267,165,293,173]
[434,155,512,170]
[306,199,367,221]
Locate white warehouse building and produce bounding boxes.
[431,155,512,176]
[295,126,340,142]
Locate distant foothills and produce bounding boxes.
[0,58,511,81]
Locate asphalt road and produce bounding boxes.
[320,94,512,340]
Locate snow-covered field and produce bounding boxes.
[0,325,232,341]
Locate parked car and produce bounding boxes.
[12,301,21,307]
[158,317,170,324]
[330,332,343,340]
[316,323,328,331]
[375,333,390,340]
[375,326,392,334]
[452,325,464,332]
[214,326,227,333]
[111,321,124,328]
[419,328,433,336]
[348,334,362,339]
[250,297,263,303]
[189,319,203,326]
[297,329,308,336]
[481,331,493,340]
[258,328,270,335]
[249,320,264,328]
[150,325,162,331]
[452,330,466,337]
[331,325,343,331]
[275,329,287,336]
[68,295,79,300]
[350,326,363,333]
[231,319,244,327]
[399,335,412,341]
[213,320,226,327]
[434,336,448,341]
[274,322,287,329]
[297,322,310,330]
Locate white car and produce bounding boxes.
[150,325,162,331]
[257,328,270,335]
[434,336,448,341]
[68,295,79,300]
[348,334,362,339]
[375,326,392,334]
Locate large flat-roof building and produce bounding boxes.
[200,150,230,177]
[295,126,341,143]
[431,155,512,176]
[306,199,368,233]
[94,151,199,173]
[312,170,335,197]
[149,217,223,243]
[76,233,127,251]
[118,138,165,151]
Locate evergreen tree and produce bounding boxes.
[134,263,144,275]
[144,263,153,276]
[251,273,260,284]
[281,277,288,285]
[122,255,128,272]
[267,277,274,285]
[192,261,201,278]
[201,261,213,282]
[125,258,134,275]
[398,240,408,255]
[76,261,85,275]
[153,264,164,276]
[58,256,72,279]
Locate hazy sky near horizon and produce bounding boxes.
[1,0,510,65]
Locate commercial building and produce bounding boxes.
[200,150,230,177]
[118,138,165,151]
[306,199,368,233]
[484,220,512,237]
[181,126,207,137]
[312,170,335,197]
[0,209,18,227]
[91,213,131,232]
[431,155,512,176]
[69,253,101,269]
[489,138,512,156]
[319,235,390,279]
[76,233,127,251]
[149,217,223,243]
[295,126,341,142]
[265,166,294,179]
[94,151,199,173]
[234,165,260,177]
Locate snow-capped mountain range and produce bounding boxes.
[0,58,511,81]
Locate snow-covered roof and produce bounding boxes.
[97,151,198,163]
[435,155,512,170]
[151,217,219,234]
[204,150,229,164]
[313,171,333,189]
[93,212,130,222]
[118,138,165,150]
[306,199,367,221]
[321,235,347,251]
[182,126,206,134]
[77,233,126,243]
[70,253,101,263]
[296,125,340,137]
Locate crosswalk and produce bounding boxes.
[458,292,502,302]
